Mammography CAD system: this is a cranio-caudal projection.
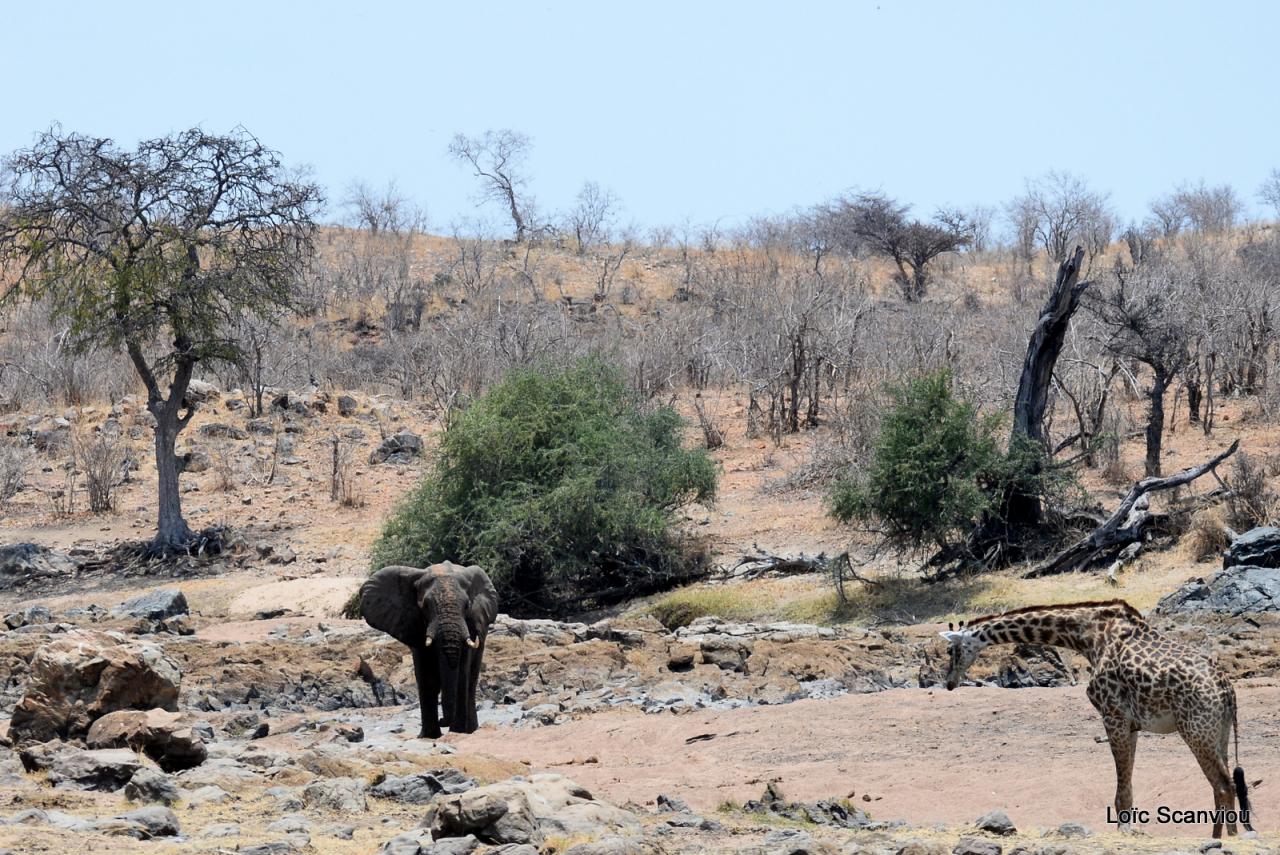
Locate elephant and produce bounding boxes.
[360,561,498,738]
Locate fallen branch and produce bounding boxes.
[1026,439,1240,578]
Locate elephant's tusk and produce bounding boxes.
[424,635,434,647]
[466,636,480,649]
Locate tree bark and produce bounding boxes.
[130,337,197,554]
[1006,245,1092,527]
[1145,368,1170,477]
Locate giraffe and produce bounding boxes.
[939,599,1254,838]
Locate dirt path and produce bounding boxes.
[458,682,1280,839]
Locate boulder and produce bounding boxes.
[1224,526,1280,569]
[337,395,359,417]
[184,380,221,404]
[179,449,212,473]
[110,588,189,620]
[87,708,208,771]
[0,543,77,591]
[371,769,475,804]
[1155,565,1280,616]
[303,776,368,812]
[974,809,1016,835]
[952,839,1002,855]
[38,748,145,791]
[199,422,249,440]
[116,806,180,837]
[9,630,182,742]
[430,774,638,846]
[4,604,53,629]
[124,767,180,805]
[370,431,423,464]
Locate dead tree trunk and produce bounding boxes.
[1005,245,1093,528]
[1025,439,1239,578]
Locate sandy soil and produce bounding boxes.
[458,681,1280,840]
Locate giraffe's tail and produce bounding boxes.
[1233,701,1255,833]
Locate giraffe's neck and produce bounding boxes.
[969,607,1126,665]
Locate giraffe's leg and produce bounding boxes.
[1186,735,1234,838]
[1104,718,1138,833]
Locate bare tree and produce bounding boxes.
[825,193,970,301]
[342,179,421,234]
[1172,181,1243,234]
[448,130,535,242]
[1088,259,1194,476]
[565,180,618,254]
[1259,168,1280,220]
[0,127,321,554]
[1008,171,1114,264]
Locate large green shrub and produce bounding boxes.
[827,370,1037,556]
[371,359,717,617]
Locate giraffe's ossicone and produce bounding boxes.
[940,599,1255,839]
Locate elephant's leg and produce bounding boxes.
[411,646,441,739]
[457,637,484,733]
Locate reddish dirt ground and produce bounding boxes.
[457,682,1280,840]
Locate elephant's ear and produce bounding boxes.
[361,565,428,646]
[459,564,498,632]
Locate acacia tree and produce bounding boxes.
[826,192,970,301]
[0,127,321,554]
[1008,171,1114,264]
[448,129,535,242]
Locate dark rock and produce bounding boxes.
[974,810,1016,835]
[1155,564,1280,615]
[665,652,695,672]
[338,395,359,417]
[1055,821,1092,838]
[43,748,145,791]
[111,588,189,620]
[742,782,869,829]
[655,793,690,813]
[116,805,180,837]
[370,432,423,464]
[1224,526,1280,568]
[0,543,77,591]
[952,839,1001,855]
[303,776,368,812]
[179,449,212,473]
[199,422,249,440]
[371,769,475,804]
[124,767,180,805]
[4,604,53,629]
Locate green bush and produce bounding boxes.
[370,358,717,617]
[827,369,1037,556]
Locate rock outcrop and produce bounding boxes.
[8,630,182,743]
[1155,565,1280,615]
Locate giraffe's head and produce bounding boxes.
[939,622,989,690]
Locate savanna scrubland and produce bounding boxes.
[3,129,1280,853]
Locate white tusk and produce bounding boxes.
[424,635,433,647]
[466,636,480,649]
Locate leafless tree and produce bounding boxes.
[0,127,321,553]
[342,179,422,234]
[565,181,618,254]
[1007,171,1114,264]
[825,192,970,301]
[448,130,536,242]
[1088,259,1195,476]
[1259,168,1280,220]
[1171,181,1243,234]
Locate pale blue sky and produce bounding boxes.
[4,1,1278,233]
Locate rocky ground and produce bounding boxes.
[4,387,1280,853]
[2,560,1280,854]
